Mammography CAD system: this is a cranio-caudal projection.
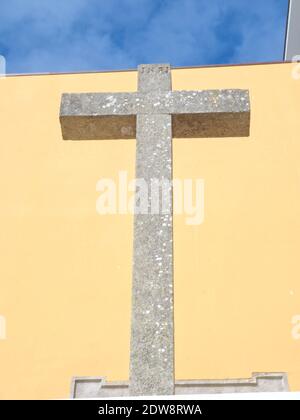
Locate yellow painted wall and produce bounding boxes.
[0,63,299,399]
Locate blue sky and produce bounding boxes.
[0,0,289,74]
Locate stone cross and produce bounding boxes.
[60,64,250,396]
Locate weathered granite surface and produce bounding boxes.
[130,65,174,396]
[60,89,250,140]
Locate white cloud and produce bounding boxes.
[0,0,288,73]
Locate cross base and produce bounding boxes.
[70,373,289,398]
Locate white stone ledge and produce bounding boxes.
[71,373,289,399]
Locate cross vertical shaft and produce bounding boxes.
[129,65,174,396]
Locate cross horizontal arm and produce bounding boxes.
[60,90,250,140]
[61,90,249,116]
